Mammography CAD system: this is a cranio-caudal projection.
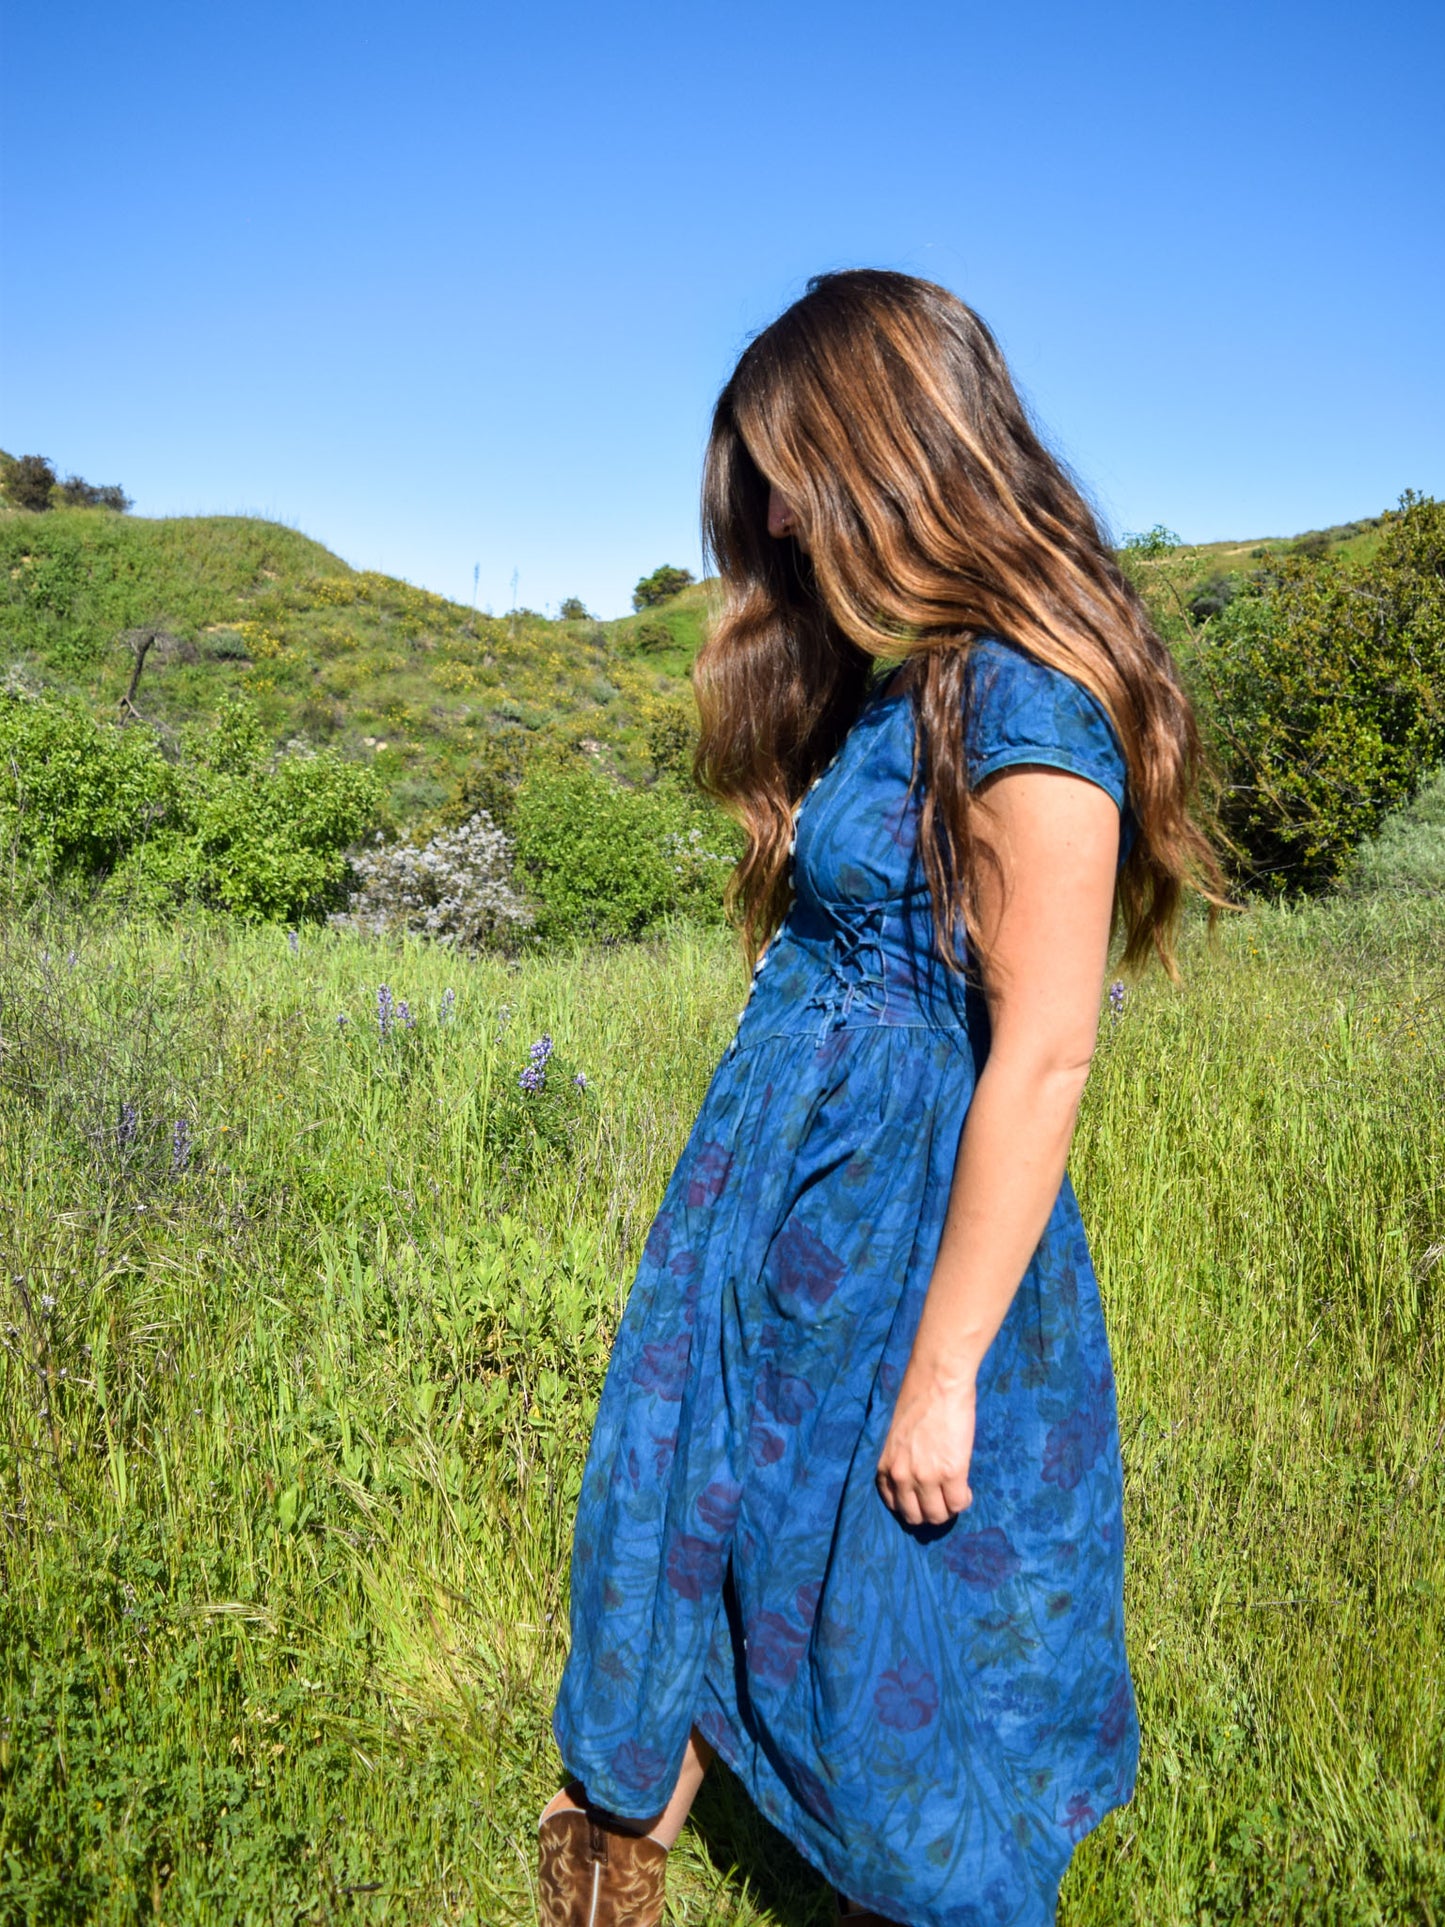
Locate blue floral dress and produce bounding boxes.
[554,637,1139,1927]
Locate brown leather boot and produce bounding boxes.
[537,1796,667,1926]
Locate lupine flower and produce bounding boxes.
[336,1013,349,1029]
[519,1063,545,1094]
[1108,980,1126,1022]
[440,987,456,1024]
[397,1001,415,1029]
[573,1071,588,1091]
[172,1118,193,1173]
[377,984,394,1042]
[117,1101,138,1148]
[286,929,300,954]
[529,1034,554,1065]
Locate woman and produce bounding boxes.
[539,270,1221,1926]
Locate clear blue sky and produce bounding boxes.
[4,0,1441,617]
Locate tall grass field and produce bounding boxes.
[1,899,1442,1923]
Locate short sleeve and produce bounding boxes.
[963,635,1127,811]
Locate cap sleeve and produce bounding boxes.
[963,635,1127,810]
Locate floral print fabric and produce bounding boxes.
[554,638,1139,1926]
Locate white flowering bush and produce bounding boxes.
[330,810,533,948]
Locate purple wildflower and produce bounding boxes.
[573,1071,587,1090]
[336,1013,349,1029]
[171,1117,193,1174]
[528,1033,554,1065]
[440,987,456,1024]
[377,984,394,1042]
[519,1063,544,1094]
[117,1101,138,1148]
[286,929,299,955]
[1108,980,1126,1022]
[397,1000,415,1029]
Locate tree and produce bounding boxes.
[632,565,695,611]
[5,455,58,512]
[60,474,132,511]
[558,596,589,621]
[1193,492,1445,893]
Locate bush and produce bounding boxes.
[4,455,58,512]
[632,564,695,611]
[329,812,533,948]
[0,693,381,922]
[59,475,132,512]
[1187,571,1240,624]
[558,596,589,621]
[510,754,737,943]
[0,695,171,878]
[631,618,674,654]
[1193,492,1445,893]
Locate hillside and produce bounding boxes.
[0,505,709,827]
[0,492,1390,832]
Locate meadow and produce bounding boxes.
[1,891,1442,1924]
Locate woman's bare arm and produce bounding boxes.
[875,765,1120,1528]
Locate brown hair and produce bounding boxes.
[693,268,1224,976]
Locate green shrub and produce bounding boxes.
[631,617,674,653]
[557,596,589,621]
[0,697,172,878]
[3,454,58,512]
[58,474,131,512]
[1193,492,1445,893]
[0,694,381,922]
[510,754,737,943]
[631,564,694,611]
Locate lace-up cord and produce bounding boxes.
[804,900,889,1043]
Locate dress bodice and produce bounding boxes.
[735,636,1129,1048]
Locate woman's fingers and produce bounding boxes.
[877,1467,969,1527]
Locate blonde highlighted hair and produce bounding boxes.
[694,269,1224,974]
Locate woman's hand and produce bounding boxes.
[875,1363,977,1527]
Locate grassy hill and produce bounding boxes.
[0,487,1400,838]
[0,502,710,828]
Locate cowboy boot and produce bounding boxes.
[537,1792,668,1927]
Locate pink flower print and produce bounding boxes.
[794,1579,822,1626]
[873,1657,939,1731]
[665,1532,724,1601]
[643,1214,672,1266]
[631,1331,690,1400]
[772,1219,845,1307]
[651,1432,677,1476]
[787,1757,837,1823]
[757,1360,817,1426]
[696,1478,742,1533]
[943,1526,1021,1590]
[1063,1791,1097,1838]
[611,1739,669,1794]
[685,1140,732,1207]
[746,1609,807,1686]
[1041,1410,1102,1491]
[749,1423,786,1466]
[1098,1675,1134,1749]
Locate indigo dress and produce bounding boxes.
[554,638,1140,1927]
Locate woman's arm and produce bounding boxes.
[875,765,1120,1528]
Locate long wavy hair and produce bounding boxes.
[694,269,1224,976]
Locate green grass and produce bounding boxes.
[1,894,1442,1923]
[1346,767,1445,899]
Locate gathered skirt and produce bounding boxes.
[554,1017,1138,1927]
